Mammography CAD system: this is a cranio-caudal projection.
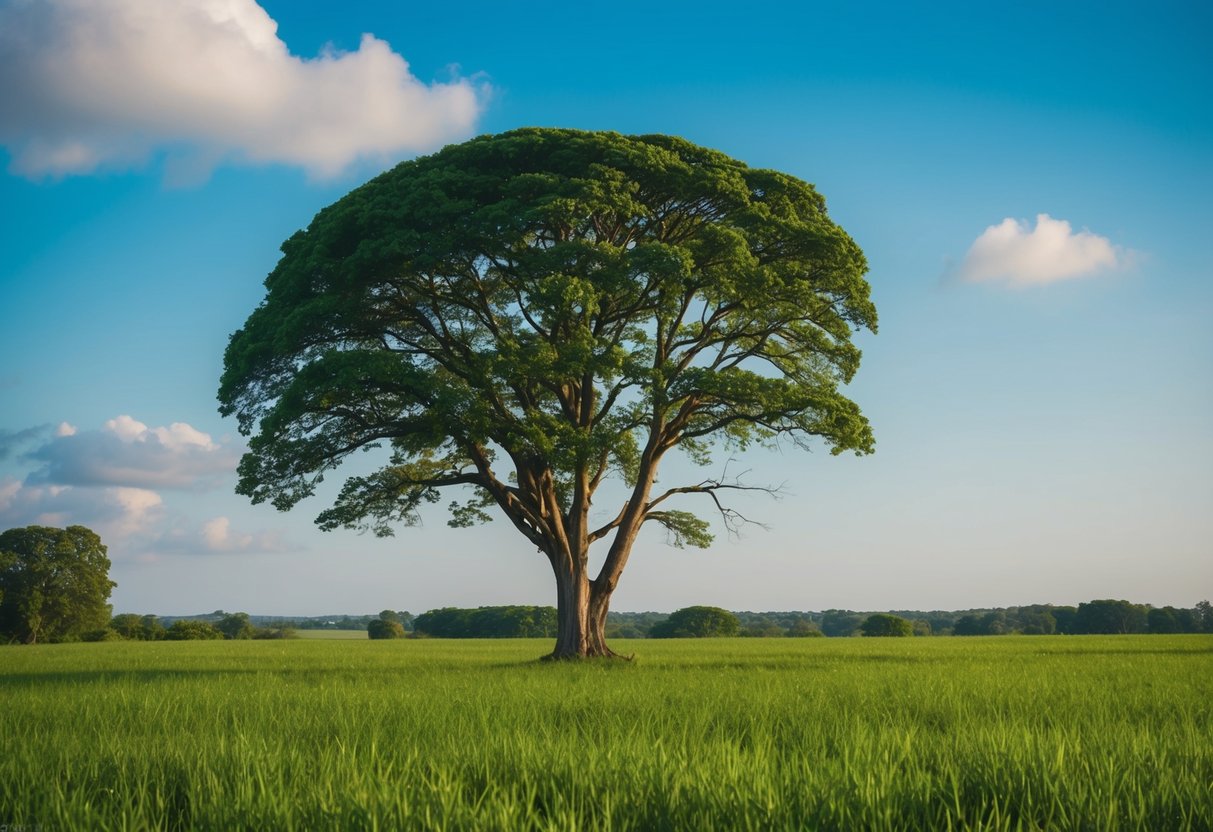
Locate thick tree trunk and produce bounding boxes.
[548,560,618,659]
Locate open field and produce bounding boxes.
[2,636,1210,830]
[294,629,373,640]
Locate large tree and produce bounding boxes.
[0,525,115,644]
[219,128,876,658]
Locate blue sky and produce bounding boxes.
[1,0,1209,616]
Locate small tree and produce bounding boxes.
[110,613,146,640]
[368,618,405,639]
[649,605,740,638]
[0,525,115,644]
[165,620,224,640]
[217,612,254,640]
[860,613,913,637]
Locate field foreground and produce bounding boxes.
[2,636,1210,830]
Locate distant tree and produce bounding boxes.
[1051,606,1078,634]
[368,619,405,639]
[378,610,402,624]
[413,605,558,638]
[219,128,877,658]
[0,525,116,644]
[1073,600,1147,634]
[217,612,255,640]
[860,613,913,637]
[649,606,740,638]
[911,619,932,637]
[820,610,862,637]
[141,614,167,640]
[1147,607,1185,634]
[1195,601,1213,633]
[786,620,824,637]
[952,615,984,636]
[165,620,224,640]
[1016,606,1057,635]
[742,621,786,638]
[110,613,146,640]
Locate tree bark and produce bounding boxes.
[547,558,619,659]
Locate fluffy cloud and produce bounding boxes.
[0,477,164,542]
[0,0,486,180]
[26,415,239,490]
[957,214,1130,287]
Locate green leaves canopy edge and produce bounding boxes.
[218,128,876,543]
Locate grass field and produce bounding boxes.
[294,629,372,640]
[1,636,1210,830]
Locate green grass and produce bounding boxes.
[2,636,1210,830]
[294,629,370,640]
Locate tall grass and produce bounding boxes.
[2,636,1209,830]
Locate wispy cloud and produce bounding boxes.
[0,0,487,181]
[0,424,50,460]
[26,415,239,490]
[956,214,1133,287]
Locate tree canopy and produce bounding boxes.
[649,605,741,638]
[219,128,876,657]
[0,525,115,644]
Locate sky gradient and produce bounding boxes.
[1,0,1210,616]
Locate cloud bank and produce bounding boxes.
[27,415,239,490]
[0,0,486,180]
[957,214,1130,287]
[1,415,284,556]
[0,478,164,542]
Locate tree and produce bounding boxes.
[1195,601,1213,633]
[860,613,913,637]
[649,606,740,638]
[165,620,224,640]
[368,618,405,639]
[217,612,254,640]
[820,610,862,637]
[1073,599,1147,634]
[0,525,115,644]
[1147,607,1182,634]
[110,613,146,640]
[219,128,876,658]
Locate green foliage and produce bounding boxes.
[218,129,876,640]
[367,619,405,639]
[1073,600,1148,635]
[0,525,115,644]
[650,605,740,638]
[165,620,224,641]
[860,613,913,637]
[413,606,558,638]
[820,609,862,637]
[217,612,254,640]
[1,637,1210,829]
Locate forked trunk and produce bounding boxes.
[549,561,618,659]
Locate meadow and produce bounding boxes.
[1,636,1209,830]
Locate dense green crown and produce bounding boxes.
[219,128,875,540]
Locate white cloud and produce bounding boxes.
[0,477,164,543]
[957,214,1131,287]
[27,415,239,490]
[0,0,487,180]
[198,515,286,554]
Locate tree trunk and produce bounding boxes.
[548,559,619,659]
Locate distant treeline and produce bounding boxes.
[366,599,1213,639]
[92,599,1211,642]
